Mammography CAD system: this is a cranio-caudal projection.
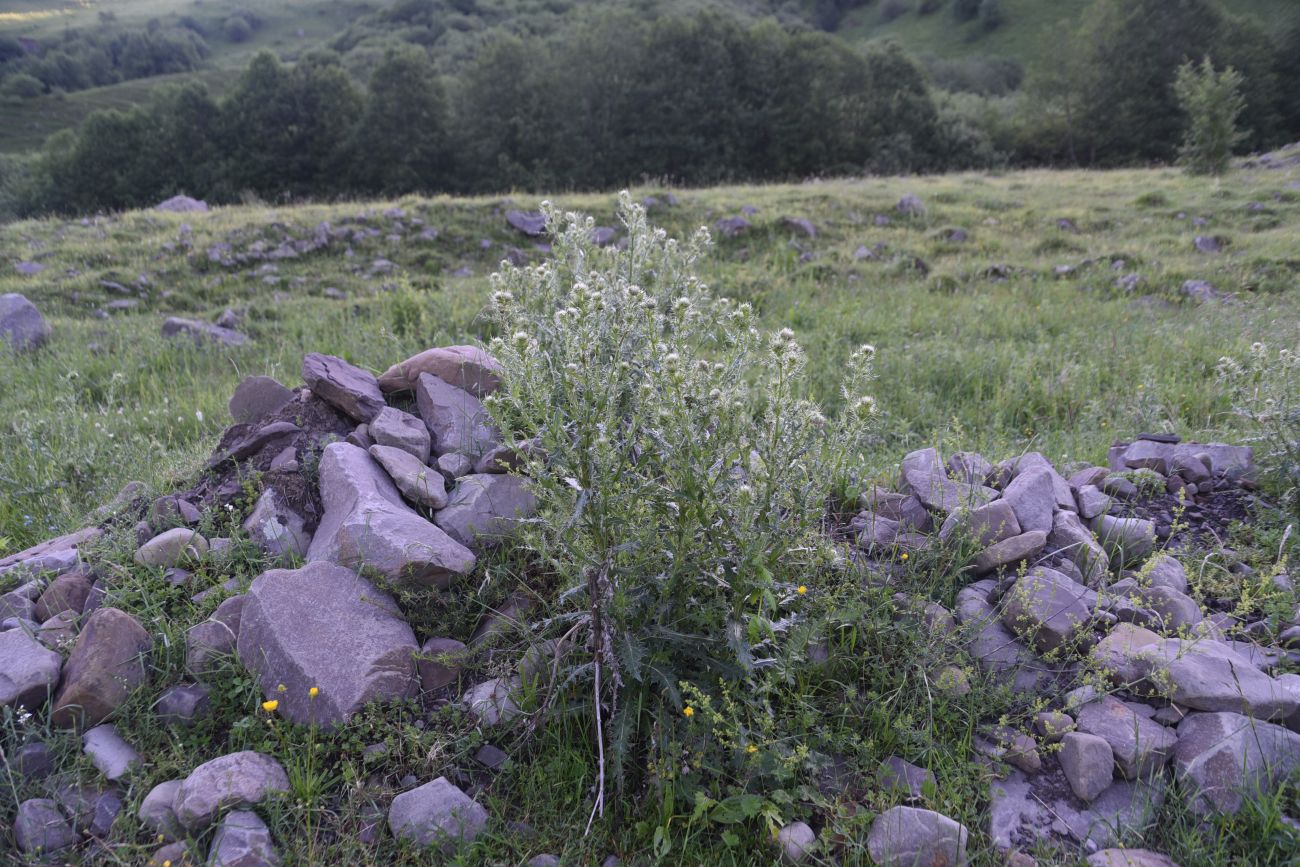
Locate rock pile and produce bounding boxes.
[0,342,536,861]
[838,436,1299,860]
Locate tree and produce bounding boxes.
[978,0,1004,31]
[348,46,452,194]
[1174,57,1246,175]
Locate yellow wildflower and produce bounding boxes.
[746,744,758,754]
[262,700,279,713]
[683,706,695,718]
[796,585,807,595]
[309,686,319,699]
[900,553,909,561]
[277,683,287,693]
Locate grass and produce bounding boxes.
[1,165,1298,864]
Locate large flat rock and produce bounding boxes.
[379,345,503,397]
[435,474,537,550]
[1173,711,1300,814]
[415,372,499,458]
[237,561,419,726]
[307,442,475,588]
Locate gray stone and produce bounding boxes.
[1088,850,1180,867]
[900,448,996,515]
[436,452,474,481]
[209,809,281,866]
[955,580,1070,692]
[1048,510,1110,586]
[857,512,901,549]
[878,756,935,802]
[462,677,522,726]
[162,316,247,347]
[229,376,293,424]
[135,528,209,568]
[33,570,92,621]
[379,345,503,397]
[897,194,926,216]
[242,489,310,563]
[139,780,184,841]
[1001,567,1093,654]
[528,857,561,867]
[307,442,476,588]
[346,423,373,449]
[947,452,993,486]
[82,723,140,780]
[388,777,489,851]
[1146,555,1189,594]
[1132,638,1296,720]
[0,527,100,578]
[14,798,78,854]
[173,750,290,830]
[237,561,419,726]
[867,806,968,867]
[1075,696,1177,779]
[1076,485,1112,520]
[777,820,817,863]
[998,453,1076,511]
[1093,515,1156,568]
[157,682,211,725]
[0,628,62,709]
[187,614,238,678]
[1173,711,1300,814]
[972,530,1047,575]
[474,440,538,474]
[417,637,467,692]
[0,293,51,352]
[506,210,546,236]
[156,195,208,212]
[1134,586,1202,630]
[989,767,1164,851]
[369,444,448,508]
[1003,468,1056,534]
[51,607,152,727]
[436,474,537,550]
[0,590,36,622]
[939,499,1021,547]
[369,406,432,463]
[1034,711,1074,743]
[1059,732,1114,802]
[302,353,385,422]
[415,372,499,458]
[14,742,55,778]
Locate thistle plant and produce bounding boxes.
[1217,342,1300,510]
[482,193,877,825]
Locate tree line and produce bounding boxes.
[2,0,1298,218]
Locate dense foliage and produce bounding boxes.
[3,0,1299,218]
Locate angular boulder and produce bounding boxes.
[0,628,62,710]
[306,442,475,588]
[1092,515,1156,567]
[209,809,281,867]
[369,406,432,463]
[999,568,1093,654]
[242,488,310,562]
[1173,712,1300,814]
[415,372,498,458]
[1059,732,1114,802]
[51,607,152,727]
[236,561,419,726]
[14,798,78,854]
[1048,510,1109,586]
[1002,467,1056,534]
[228,375,293,424]
[435,474,537,550]
[0,293,51,352]
[301,353,385,422]
[379,345,503,397]
[369,444,448,509]
[1075,696,1177,780]
[173,751,289,831]
[161,317,247,347]
[388,777,489,851]
[971,530,1046,575]
[938,499,1020,547]
[867,806,968,867]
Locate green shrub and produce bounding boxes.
[1217,342,1300,510]
[482,193,878,817]
[1174,56,1247,176]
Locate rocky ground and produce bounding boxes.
[0,329,1296,864]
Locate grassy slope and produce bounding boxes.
[841,0,1297,64]
[0,168,1298,864]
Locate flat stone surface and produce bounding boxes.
[1000,567,1092,654]
[878,756,935,802]
[14,798,78,854]
[0,527,100,577]
[461,676,522,726]
[51,607,152,727]
[83,723,140,780]
[229,375,293,424]
[34,571,92,621]
[379,345,503,397]
[135,527,209,568]
[1048,510,1109,586]
[369,444,448,508]
[302,353,385,422]
[955,580,1072,693]
[1075,696,1177,779]
[139,779,184,841]
[173,750,289,830]
[1000,452,1076,511]
[1002,467,1056,534]
[1173,711,1300,814]
[434,474,537,550]
[1060,732,1114,802]
[418,637,467,692]
[307,442,476,588]
[162,316,247,347]
[0,628,62,710]
[237,561,418,726]
[1147,555,1190,594]
[370,406,432,462]
[415,372,499,458]
[388,777,489,851]
[972,530,1046,575]
[209,809,281,866]
[1093,515,1156,568]
[157,682,211,725]
[867,806,968,867]
[1088,850,1181,867]
[939,499,1020,547]
[989,766,1165,851]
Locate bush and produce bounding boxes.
[978,0,1004,30]
[2,72,42,100]
[1217,343,1300,511]
[952,0,980,21]
[880,0,910,22]
[481,194,878,811]
[223,15,254,43]
[1174,56,1246,176]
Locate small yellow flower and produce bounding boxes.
[164,861,172,867]
[277,683,287,693]
[746,744,758,754]
[683,706,695,718]
[157,834,165,842]
[900,553,909,561]
[796,585,807,595]
[262,700,279,713]
[309,686,319,699]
